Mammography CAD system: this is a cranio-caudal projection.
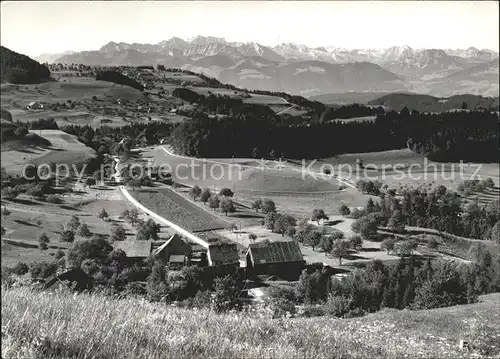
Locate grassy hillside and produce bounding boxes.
[2,286,498,358]
[0,46,51,84]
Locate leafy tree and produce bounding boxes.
[248,233,257,241]
[388,210,405,233]
[2,207,11,218]
[306,231,323,251]
[220,198,236,216]
[273,214,296,236]
[320,236,334,254]
[348,235,363,251]
[98,208,109,220]
[111,225,126,241]
[129,209,139,225]
[29,261,58,279]
[381,238,396,253]
[136,219,160,241]
[365,198,375,213]
[212,275,241,312]
[200,188,211,204]
[38,233,49,250]
[396,239,417,257]
[209,195,220,210]
[77,223,92,238]
[311,209,329,225]
[352,213,383,240]
[261,199,276,214]
[339,204,351,216]
[60,230,75,243]
[265,211,279,230]
[219,188,234,197]
[1,226,5,237]
[331,239,349,265]
[55,249,65,260]
[67,215,81,232]
[251,199,263,212]
[67,235,113,267]
[11,262,29,275]
[190,185,202,200]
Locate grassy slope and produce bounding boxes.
[2,288,498,359]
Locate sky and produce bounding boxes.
[1,1,499,57]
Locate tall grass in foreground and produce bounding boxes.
[2,287,499,359]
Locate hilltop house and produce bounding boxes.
[26,101,43,110]
[246,240,305,281]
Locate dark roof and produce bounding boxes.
[248,240,303,265]
[44,268,92,291]
[113,240,152,258]
[208,242,239,265]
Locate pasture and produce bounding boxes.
[301,148,500,192]
[1,130,96,175]
[143,146,341,194]
[0,185,142,266]
[243,93,289,105]
[0,79,144,109]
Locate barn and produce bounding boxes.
[246,240,305,281]
[153,234,192,269]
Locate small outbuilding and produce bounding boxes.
[246,240,305,281]
[43,268,93,292]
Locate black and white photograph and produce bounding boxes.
[1,1,499,358]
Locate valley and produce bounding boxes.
[1,12,499,357]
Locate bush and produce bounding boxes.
[77,223,92,238]
[60,230,75,243]
[98,208,109,219]
[46,194,62,204]
[11,262,29,275]
[324,295,352,318]
[339,204,351,216]
[29,261,58,278]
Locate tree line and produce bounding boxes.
[169,107,499,162]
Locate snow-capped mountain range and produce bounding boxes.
[37,36,499,97]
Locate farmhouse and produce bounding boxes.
[246,240,305,281]
[153,234,192,263]
[26,101,43,110]
[113,240,153,263]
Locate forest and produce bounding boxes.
[170,107,499,162]
[0,46,51,84]
[95,70,144,91]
